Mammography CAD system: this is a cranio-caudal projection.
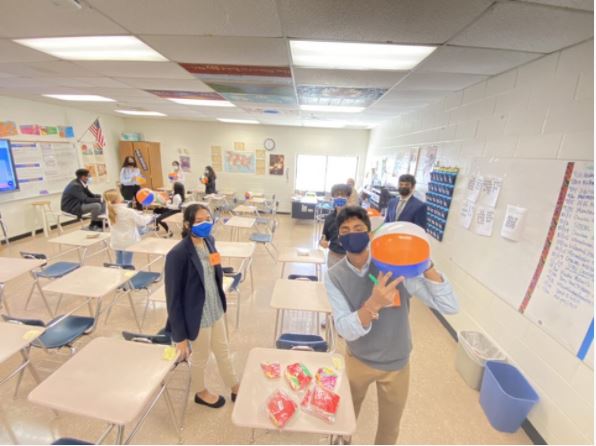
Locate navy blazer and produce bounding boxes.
[164,235,227,343]
[384,195,427,230]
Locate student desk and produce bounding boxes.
[48,230,112,263]
[216,241,256,259]
[0,257,46,315]
[277,248,325,279]
[42,266,137,326]
[28,336,185,444]
[233,204,259,216]
[232,347,356,443]
[0,322,43,444]
[162,212,183,233]
[126,238,179,271]
[270,278,332,343]
[224,216,256,241]
[248,197,267,204]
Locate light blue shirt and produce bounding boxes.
[120,167,141,186]
[324,252,458,342]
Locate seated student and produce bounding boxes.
[103,189,154,266]
[153,181,185,237]
[319,184,351,268]
[61,168,105,231]
[325,206,458,445]
[385,174,427,229]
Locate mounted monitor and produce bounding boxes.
[0,139,19,192]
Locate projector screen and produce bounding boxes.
[0,139,19,192]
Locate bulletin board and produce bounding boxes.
[0,138,80,202]
[450,158,593,363]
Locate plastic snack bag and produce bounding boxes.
[260,362,281,379]
[301,383,341,424]
[285,362,312,391]
[315,367,338,390]
[266,389,298,428]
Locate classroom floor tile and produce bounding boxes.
[0,215,532,445]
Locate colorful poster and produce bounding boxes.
[211,146,222,171]
[145,90,226,101]
[269,154,285,176]
[179,63,292,80]
[234,142,245,151]
[179,155,191,172]
[224,150,256,174]
[0,121,17,137]
[40,126,58,136]
[297,86,386,107]
[19,124,41,135]
[256,159,266,175]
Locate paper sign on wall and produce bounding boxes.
[500,205,527,242]
[474,206,495,237]
[459,199,475,229]
[466,175,483,203]
[480,176,503,208]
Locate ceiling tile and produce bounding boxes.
[417,45,542,75]
[278,0,492,43]
[0,0,126,38]
[71,61,195,79]
[11,61,103,77]
[395,72,487,91]
[450,1,593,53]
[47,77,132,88]
[113,77,213,92]
[518,0,594,11]
[293,68,408,89]
[0,39,57,63]
[140,36,289,66]
[88,0,282,37]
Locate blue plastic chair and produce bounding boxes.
[249,220,278,259]
[20,251,80,316]
[52,438,93,445]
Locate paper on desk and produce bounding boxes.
[124,270,136,277]
[473,206,495,237]
[501,205,527,242]
[162,346,177,361]
[22,329,42,341]
[332,354,344,371]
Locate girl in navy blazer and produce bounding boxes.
[165,203,239,408]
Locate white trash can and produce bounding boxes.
[455,330,506,390]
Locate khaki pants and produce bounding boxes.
[346,352,410,445]
[327,250,345,268]
[190,317,238,392]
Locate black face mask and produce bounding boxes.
[398,187,411,197]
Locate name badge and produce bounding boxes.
[209,252,221,266]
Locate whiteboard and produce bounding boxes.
[450,158,593,363]
[0,138,80,202]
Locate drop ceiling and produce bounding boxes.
[0,0,592,129]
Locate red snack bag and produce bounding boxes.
[285,362,312,391]
[301,383,341,424]
[266,389,298,428]
[260,362,281,379]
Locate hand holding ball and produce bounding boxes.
[135,188,155,207]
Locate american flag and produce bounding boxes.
[89,118,105,147]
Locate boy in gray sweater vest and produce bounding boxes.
[325,207,458,444]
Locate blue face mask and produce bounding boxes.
[333,197,347,208]
[191,221,213,238]
[339,232,370,253]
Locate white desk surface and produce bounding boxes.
[42,266,136,299]
[48,230,110,247]
[126,238,179,256]
[248,197,267,204]
[224,216,256,229]
[232,347,355,436]
[0,257,45,283]
[205,194,226,201]
[233,205,258,214]
[181,201,209,209]
[270,279,331,313]
[28,337,177,425]
[216,241,256,258]
[277,248,325,265]
[0,323,43,364]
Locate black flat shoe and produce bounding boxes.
[231,392,237,402]
[194,393,225,408]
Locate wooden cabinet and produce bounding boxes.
[118,141,163,189]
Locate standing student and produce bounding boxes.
[325,206,458,444]
[153,182,185,236]
[103,189,154,266]
[320,184,351,268]
[385,174,427,229]
[119,156,142,202]
[61,168,105,231]
[203,165,217,195]
[169,160,185,185]
[164,203,240,408]
[347,178,359,206]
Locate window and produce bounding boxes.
[295,154,358,193]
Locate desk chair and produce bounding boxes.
[223,273,243,329]
[249,219,278,260]
[103,263,161,331]
[52,439,93,445]
[20,251,81,317]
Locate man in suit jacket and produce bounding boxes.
[385,174,427,229]
[61,168,105,231]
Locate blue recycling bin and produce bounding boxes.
[480,361,539,433]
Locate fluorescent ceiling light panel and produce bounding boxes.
[290,40,436,71]
[14,36,167,61]
[115,110,166,116]
[43,94,115,102]
[217,118,259,124]
[300,104,364,113]
[168,98,235,107]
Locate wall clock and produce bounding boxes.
[264,138,276,151]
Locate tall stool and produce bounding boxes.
[31,201,64,238]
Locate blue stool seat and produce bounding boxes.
[250,233,272,243]
[37,262,80,279]
[276,333,328,352]
[122,331,172,345]
[34,315,95,349]
[52,438,93,445]
[229,273,242,291]
[129,271,161,289]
